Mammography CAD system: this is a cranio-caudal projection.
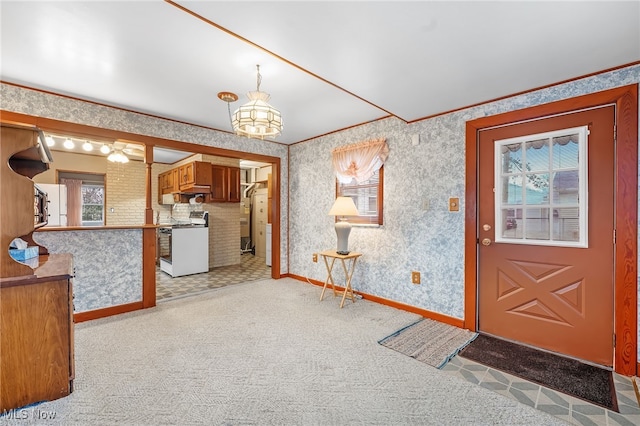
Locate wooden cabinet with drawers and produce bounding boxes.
[0,124,74,411]
[1,255,75,412]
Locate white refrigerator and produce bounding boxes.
[37,183,68,226]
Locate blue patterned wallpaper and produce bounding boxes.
[34,229,143,312]
[289,64,640,324]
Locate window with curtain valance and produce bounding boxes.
[331,138,389,184]
[332,138,389,225]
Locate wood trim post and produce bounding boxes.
[142,146,156,308]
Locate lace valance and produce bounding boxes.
[331,138,389,184]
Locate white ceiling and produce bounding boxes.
[1,1,638,145]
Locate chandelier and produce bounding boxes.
[218,65,283,140]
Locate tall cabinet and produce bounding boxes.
[0,124,75,412]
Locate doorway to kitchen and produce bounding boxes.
[154,153,276,302]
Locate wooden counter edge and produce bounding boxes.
[0,253,73,288]
[35,224,160,232]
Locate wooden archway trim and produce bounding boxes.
[464,84,638,376]
[1,109,284,311]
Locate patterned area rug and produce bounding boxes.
[378,318,478,368]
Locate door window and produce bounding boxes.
[494,126,588,247]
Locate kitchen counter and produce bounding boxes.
[37,224,160,232]
[33,228,143,313]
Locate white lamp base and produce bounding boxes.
[335,218,352,255]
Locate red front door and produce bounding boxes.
[477,105,615,366]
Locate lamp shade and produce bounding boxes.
[328,197,359,217]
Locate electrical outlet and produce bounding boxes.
[312,253,318,263]
[411,271,421,284]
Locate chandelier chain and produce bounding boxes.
[256,64,262,92]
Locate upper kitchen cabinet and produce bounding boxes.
[210,165,241,203]
[228,167,241,203]
[178,161,212,194]
[158,169,180,199]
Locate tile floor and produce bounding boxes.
[442,354,640,426]
[156,254,272,301]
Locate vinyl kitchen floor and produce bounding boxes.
[442,355,640,426]
[156,254,272,301]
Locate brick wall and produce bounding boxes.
[106,160,146,226]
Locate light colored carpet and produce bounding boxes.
[1,278,566,425]
[379,318,478,368]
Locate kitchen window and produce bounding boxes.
[59,171,105,227]
[81,184,105,226]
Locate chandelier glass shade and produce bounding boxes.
[231,65,283,139]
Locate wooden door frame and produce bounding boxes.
[464,84,638,376]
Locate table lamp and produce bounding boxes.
[328,196,359,255]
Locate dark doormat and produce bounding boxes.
[458,334,618,412]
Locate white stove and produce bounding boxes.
[159,211,209,277]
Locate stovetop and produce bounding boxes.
[159,211,209,229]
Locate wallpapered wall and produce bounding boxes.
[288,64,640,325]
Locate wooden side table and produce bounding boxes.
[319,250,363,308]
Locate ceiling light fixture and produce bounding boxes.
[107,149,129,163]
[82,141,93,152]
[224,64,283,140]
[46,136,55,147]
[63,138,75,149]
[100,144,111,154]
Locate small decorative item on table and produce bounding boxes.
[9,246,39,261]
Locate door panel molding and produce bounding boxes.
[464,84,638,375]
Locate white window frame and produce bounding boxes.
[494,126,589,248]
[81,183,105,227]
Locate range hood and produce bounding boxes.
[176,184,210,194]
[162,192,207,204]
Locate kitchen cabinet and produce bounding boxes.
[168,168,179,193]
[210,165,241,203]
[228,167,241,202]
[178,161,212,193]
[0,124,74,411]
[252,189,268,258]
[158,164,205,204]
[158,171,168,203]
[159,168,179,194]
[158,169,180,203]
